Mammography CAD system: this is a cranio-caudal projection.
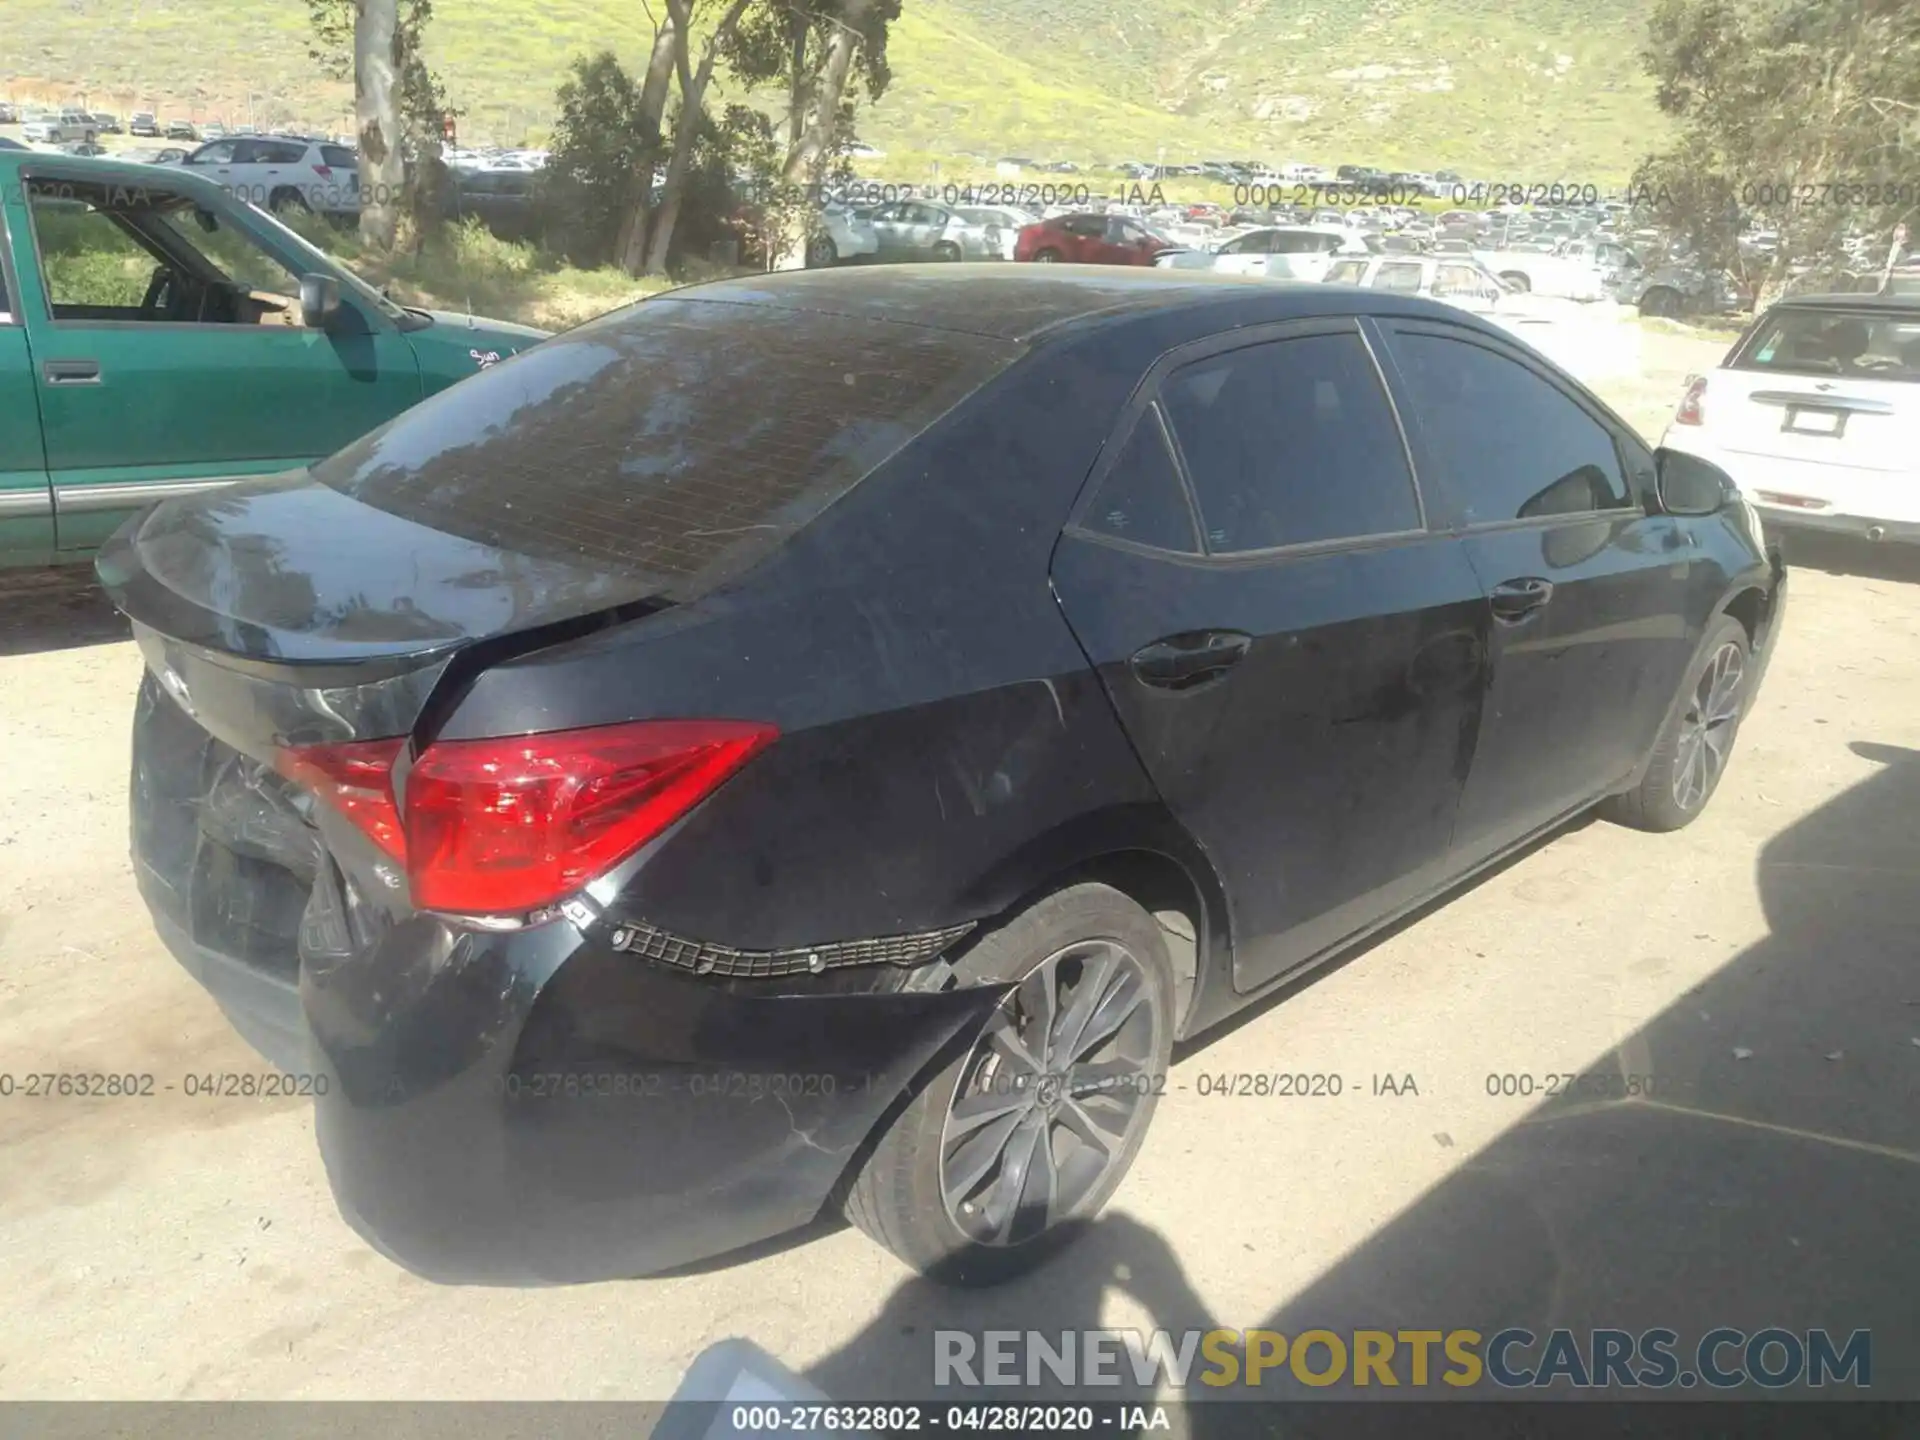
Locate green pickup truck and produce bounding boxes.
[0,150,548,566]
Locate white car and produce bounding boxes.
[1661,294,1920,543]
[951,205,1037,260]
[164,135,362,215]
[806,205,880,266]
[1321,253,1510,312]
[1156,225,1370,281]
[1475,238,1616,300]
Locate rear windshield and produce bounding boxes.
[312,296,1021,593]
[1730,307,1920,382]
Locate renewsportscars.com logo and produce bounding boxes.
[934,1327,1872,1391]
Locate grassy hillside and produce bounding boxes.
[4,0,1668,177]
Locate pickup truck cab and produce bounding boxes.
[0,150,547,567]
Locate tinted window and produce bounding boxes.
[320,145,358,168]
[1160,332,1421,552]
[1063,215,1103,237]
[1390,331,1632,523]
[1080,408,1197,552]
[1325,259,1368,286]
[1224,232,1272,255]
[315,298,1021,588]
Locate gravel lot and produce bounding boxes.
[3,319,1917,1405]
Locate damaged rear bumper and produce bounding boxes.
[141,869,999,1283]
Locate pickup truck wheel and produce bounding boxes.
[1602,616,1750,832]
[1640,285,1683,317]
[1499,271,1531,292]
[843,882,1174,1284]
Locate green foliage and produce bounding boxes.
[1637,0,1920,291]
[542,50,664,265]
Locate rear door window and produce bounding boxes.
[1077,407,1198,552]
[1158,330,1422,552]
[1387,329,1634,523]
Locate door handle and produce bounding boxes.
[1489,576,1554,623]
[43,359,102,385]
[1130,630,1253,690]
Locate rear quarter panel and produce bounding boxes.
[429,333,1190,951]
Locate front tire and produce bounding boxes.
[844,883,1174,1284]
[932,240,963,262]
[1034,247,1063,263]
[1500,271,1532,292]
[806,235,838,268]
[1603,615,1751,832]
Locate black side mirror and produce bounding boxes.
[1654,447,1737,516]
[299,273,342,329]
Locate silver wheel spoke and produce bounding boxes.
[942,1109,1023,1210]
[983,1011,1045,1077]
[985,1112,1049,1243]
[1050,947,1120,1061]
[948,1086,1029,1138]
[1069,970,1146,1062]
[1058,1096,1119,1156]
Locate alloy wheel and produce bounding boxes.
[1673,641,1745,811]
[938,938,1163,1248]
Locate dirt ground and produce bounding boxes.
[3,321,1918,1404]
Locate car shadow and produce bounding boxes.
[0,564,130,656]
[790,741,1920,1422]
[1773,529,1920,585]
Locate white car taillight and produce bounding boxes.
[1675,374,1707,426]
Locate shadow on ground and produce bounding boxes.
[797,741,1920,1428]
[1775,530,1920,586]
[0,564,129,655]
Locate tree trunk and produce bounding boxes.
[616,16,679,276]
[354,0,404,251]
[643,0,755,276]
[781,0,873,185]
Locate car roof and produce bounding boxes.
[0,148,231,196]
[1768,292,1920,313]
[656,264,1500,344]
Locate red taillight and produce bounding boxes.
[312,163,333,178]
[278,719,776,916]
[277,737,408,860]
[1675,374,1707,426]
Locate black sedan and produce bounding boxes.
[101,266,1785,1286]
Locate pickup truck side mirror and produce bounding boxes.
[1654,447,1738,516]
[299,273,342,329]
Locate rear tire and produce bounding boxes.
[1500,271,1532,292]
[269,188,311,215]
[806,235,838,268]
[1602,616,1751,832]
[1034,248,1062,263]
[932,241,963,262]
[1640,285,1682,318]
[844,883,1174,1284]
